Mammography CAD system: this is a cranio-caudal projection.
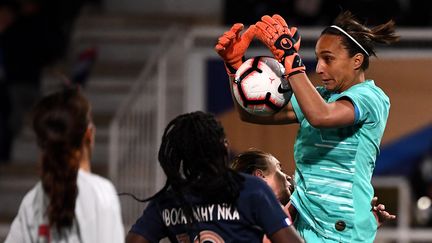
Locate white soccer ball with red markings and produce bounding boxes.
[232,56,291,116]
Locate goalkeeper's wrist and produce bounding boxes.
[286,71,307,84]
[282,54,306,78]
[224,56,246,77]
[224,63,236,76]
[285,69,305,79]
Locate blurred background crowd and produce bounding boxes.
[224,0,432,26]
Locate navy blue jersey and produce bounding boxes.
[130,173,291,242]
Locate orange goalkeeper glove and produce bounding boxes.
[215,23,256,77]
[255,14,305,78]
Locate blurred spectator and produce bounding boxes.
[405,0,432,26]
[338,0,403,26]
[69,46,97,88]
[0,0,94,163]
[224,0,292,26]
[224,0,408,26]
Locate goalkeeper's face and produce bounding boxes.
[315,34,359,93]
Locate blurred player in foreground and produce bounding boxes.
[215,11,399,242]
[126,111,304,243]
[232,149,396,243]
[5,88,124,242]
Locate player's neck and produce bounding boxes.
[340,72,365,92]
[78,146,92,172]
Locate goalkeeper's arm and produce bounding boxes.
[255,14,356,128]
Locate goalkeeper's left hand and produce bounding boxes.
[255,14,305,78]
[371,196,396,228]
[215,23,256,77]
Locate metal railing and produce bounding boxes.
[108,26,187,227]
[372,177,422,243]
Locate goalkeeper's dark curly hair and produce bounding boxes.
[322,11,400,70]
[128,111,244,223]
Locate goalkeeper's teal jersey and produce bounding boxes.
[290,80,389,242]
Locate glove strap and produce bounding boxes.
[224,56,246,77]
[284,54,305,78]
[225,63,237,76]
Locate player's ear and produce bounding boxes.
[253,169,265,178]
[83,122,95,146]
[353,53,364,70]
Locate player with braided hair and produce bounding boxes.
[126,111,304,243]
[216,11,399,242]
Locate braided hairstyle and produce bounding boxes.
[141,111,244,224]
[321,11,400,70]
[32,88,91,233]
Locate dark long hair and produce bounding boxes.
[129,111,244,224]
[322,11,400,70]
[32,88,91,232]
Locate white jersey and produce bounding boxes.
[5,169,125,243]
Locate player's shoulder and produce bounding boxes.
[241,172,265,184]
[348,80,387,97]
[240,173,274,194]
[77,169,117,193]
[332,80,388,105]
[14,182,46,223]
[19,182,44,208]
[76,170,121,213]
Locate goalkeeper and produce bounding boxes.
[215,11,399,242]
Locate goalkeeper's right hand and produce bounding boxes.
[215,23,256,77]
[255,14,305,78]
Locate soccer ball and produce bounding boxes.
[232,56,292,116]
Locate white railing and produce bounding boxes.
[372,177,431,243]
[108,26,432,238]
[108,26,186,227]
